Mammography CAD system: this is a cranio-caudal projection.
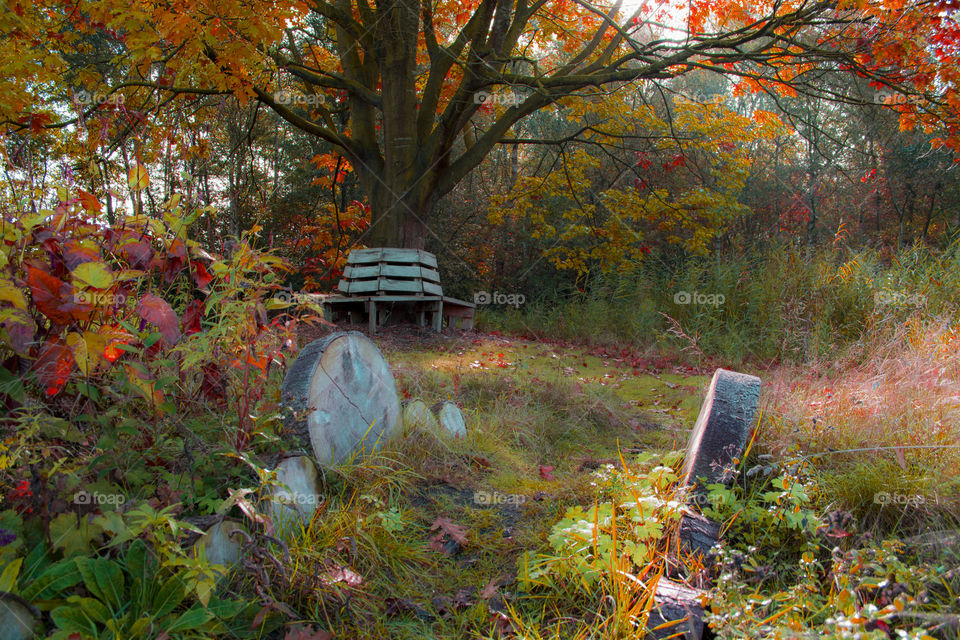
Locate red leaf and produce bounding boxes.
[34,338,75,396]
[539,465,556,480]
[136,294,180,345]
[121,240,155,270]
[181,300,204,335]
[27,266,87,325]
[191,261,213,288]
[162,239,187,283]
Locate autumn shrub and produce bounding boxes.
[0,185,324,638]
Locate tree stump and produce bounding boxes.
[281,331,401,466]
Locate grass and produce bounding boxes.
[256,311,960,639]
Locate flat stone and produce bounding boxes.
[682,368,761,493]
[193,519,246,567]
[0,594,39,640]
[265,455,323,531]
[433,401,466,438]
[402,399,439,432]
[282,331,401,466]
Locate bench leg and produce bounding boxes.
[432,301,443,332]
[368,300,377,333]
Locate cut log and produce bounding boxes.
[647,580,706,640]
[682,368,761,494]
[677,511,722,561]
[281,332,401,466]
[431,401,466,438]
[402,399,439,432]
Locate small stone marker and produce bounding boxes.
[265,455,323,530]
[432,401,466,438]
[194,519,246,566]
[0,594,40,640]
[402,399,439,432]
[681,368,761,493]
[282,331,401,466]
[647,368,762,640]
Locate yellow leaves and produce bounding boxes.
[0,278,27,310]
[128,164,149,191]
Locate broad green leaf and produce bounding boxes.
[50,603,100,635]
[166,605,213,632]
[72,262,115,289]
[152,574,188,618]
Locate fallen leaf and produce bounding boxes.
[322,563,363,587]
[539,465,555,481]
[430,517,468,545]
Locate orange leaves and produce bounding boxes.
[34,338,75,397]
[27,266,90,325]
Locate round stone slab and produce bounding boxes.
[681,368,761,492]
[403,399,439,432]
[282,332,401,466]
[433,401,466,438]
[193,519,246,567]
[265,455,323,531]
[0,594,39,640]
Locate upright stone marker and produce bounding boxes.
[681,368,761,493]
[282,332,401,466]
[402,399,439,433]
[0,594,39,640]
[265,455,323,530]
[432,401,467,438]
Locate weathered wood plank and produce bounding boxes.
[379,264,423,279]
[421,280,443,295]
[344,265,381,279]
[379,278,425,293]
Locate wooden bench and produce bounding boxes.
[321,248,475,333]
